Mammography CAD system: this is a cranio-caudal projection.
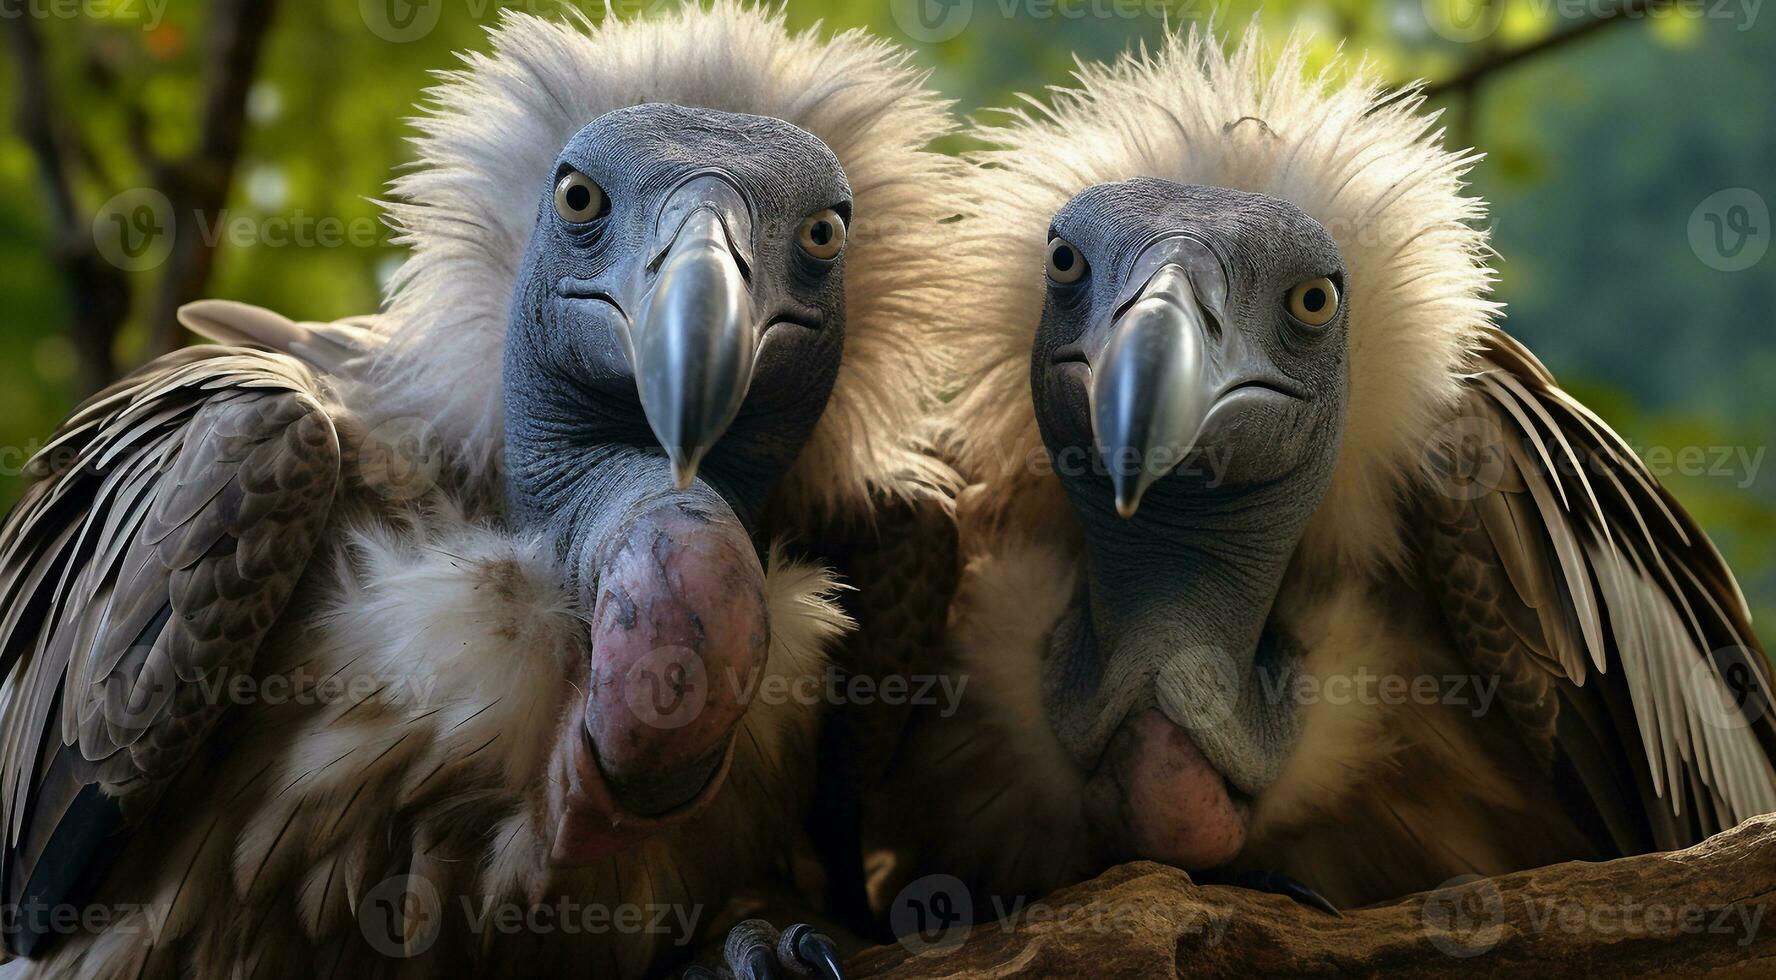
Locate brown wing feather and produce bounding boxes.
[1416,326,1775,855]
[0,346,342,955]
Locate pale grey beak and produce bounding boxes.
[1090,264,1213,518]
[631,207,758,488]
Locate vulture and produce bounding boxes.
[874,27,1776,913]
[0,5,963,977]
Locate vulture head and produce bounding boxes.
[501,103,853,847]
[1030,179,1349,867]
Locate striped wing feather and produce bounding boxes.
[1417,327,1775,855]
[0,346,341,956]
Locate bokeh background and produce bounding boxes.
[1,0,1771,619]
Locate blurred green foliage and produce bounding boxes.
[0,0,1771,621]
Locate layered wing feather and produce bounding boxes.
[0,345,342,955]
[1416,327,1776,854]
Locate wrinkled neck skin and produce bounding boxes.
[501,300,774,592]
[1046,471,1316,797]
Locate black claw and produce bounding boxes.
[1194,868,1341,916]
[780,923,845,980]
[726,919,784,980]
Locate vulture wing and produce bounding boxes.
[0,342,343,956]
[1415,326,1776,855]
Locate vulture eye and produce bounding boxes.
[554,171,607,223]
[797,209,847,259]
[1046,237,1086,284]
[1285,276,1339,326]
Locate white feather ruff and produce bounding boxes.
[361,2,964,517]
[27,499,852,978]
[944,25,1498,574]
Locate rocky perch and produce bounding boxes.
[847,814,1776,978]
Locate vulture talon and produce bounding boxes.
[779,922,846,980]
[725,919,784,980]
[1194,868,1341,916]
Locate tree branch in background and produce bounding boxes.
[1421,0,1665,99]
[146,0,281,356]
[6,15,128,393]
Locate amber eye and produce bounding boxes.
[1046,237,1086,283]
[797,209,846,259]
[1286,276,1339,326]
[554,171,606,223]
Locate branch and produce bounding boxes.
[7,15,128,393]
[1420,0,1664,99]
[850,815,1776,978]
[6,17,81,231]
[146,0,280,356]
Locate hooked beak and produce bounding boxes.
[1089,263,1215,519]
[630,191,758,489]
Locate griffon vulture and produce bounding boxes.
[875,28,1776,913]
[0,5,961,976]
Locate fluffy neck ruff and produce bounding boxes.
[945,25,1497,576]
[364,2,964,519]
